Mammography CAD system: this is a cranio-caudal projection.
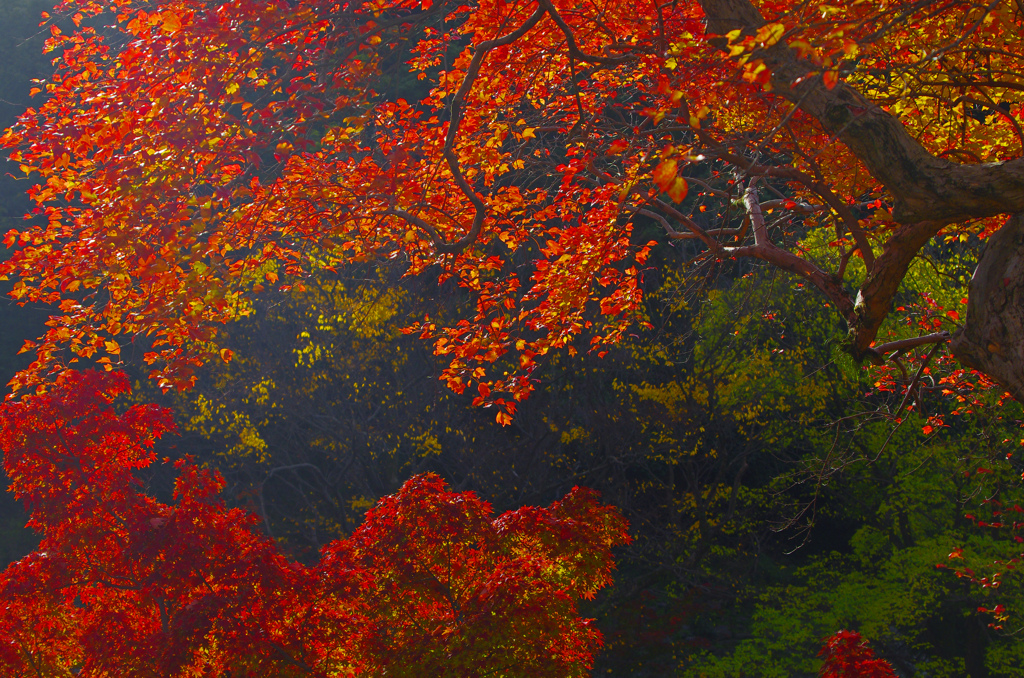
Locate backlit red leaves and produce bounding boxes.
[0,370,628,676]
[0,0,713,421]
[819,630,897,678]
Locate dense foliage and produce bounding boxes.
[0,369,629,676]
[0,0,1023,675]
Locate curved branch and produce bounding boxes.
[431,6,548,254]
[723,242,855,319]
[698,0,1024,225]
[717,150,876,267]
[641,199,725,251]
[849,220,944,357]
[870,331,950,362]
[535,0,635,65]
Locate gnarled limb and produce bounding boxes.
[417,6,547,255]
[698,0,1024,226]
[698,0,1024,390]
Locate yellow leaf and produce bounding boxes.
[104,340,121,355]
[756,23,785,47]
[522,128,537,139]
[220,348,234,363]
[789,39,813,59]
[160,11,182,34]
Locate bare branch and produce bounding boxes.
[870,331,950,363]
[536,0,635,65]
[744,178,768,246]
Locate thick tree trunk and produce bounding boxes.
[951,214,1024,402]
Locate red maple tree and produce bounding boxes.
[3,0,1020,416]
[0,370,629,675]
[819,630,898,678]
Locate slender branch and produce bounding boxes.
[722,150,876,267]
[535,0,634,65]
[394,6,547,255]
[659,216,750,241]
[744,178,768,246]
[892,340,946,416]
[722,242,854,319]
[870,331,950,362]
[642,199,725,251]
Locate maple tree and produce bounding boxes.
[818,630,897,678]
[0,0,1019,417]
[0,369,629,676]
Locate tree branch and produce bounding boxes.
[870,331,950,363]
[414,6,549,255]
[698,0,1024,226]
[849,220,944,358]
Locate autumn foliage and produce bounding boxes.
[818,631,898,678]
[0,370,628,676]
[2,0,1021,671]
[2,0,1023,412]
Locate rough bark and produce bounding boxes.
[761,58,1024,225]
[951,213,1024,402]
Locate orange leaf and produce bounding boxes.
[652,159,678,192]
[160,11,182,34]
[607,139,629,155]
[667,176,688,203]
